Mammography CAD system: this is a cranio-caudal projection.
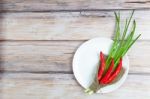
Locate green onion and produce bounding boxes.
[105,11,141,71]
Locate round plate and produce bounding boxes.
[72,37,129,93]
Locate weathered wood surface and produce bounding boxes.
[0,73,150,99]
[0,41,149,74]
[0,11,149,40]
[1,0,150,11]
[0,0,150,98]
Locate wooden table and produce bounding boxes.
[0,0,150,99]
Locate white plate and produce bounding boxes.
[72,37,129,93]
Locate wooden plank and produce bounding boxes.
[1,0,150,11]
[0,73,150,99]
[0,41,149,73]
[0,11,149,40]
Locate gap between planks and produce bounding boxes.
[1,8,150,13]
[1,71,150,76]
[0,72,150,81]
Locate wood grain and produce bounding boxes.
[0,73,150,99]
[0,11,149,40]
[1,0,150,11]
[0,41,149,74]
[0,0,149,98]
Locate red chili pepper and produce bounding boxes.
[104,58,122,84]
[100,58,114,84]
[97,51,105,81]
